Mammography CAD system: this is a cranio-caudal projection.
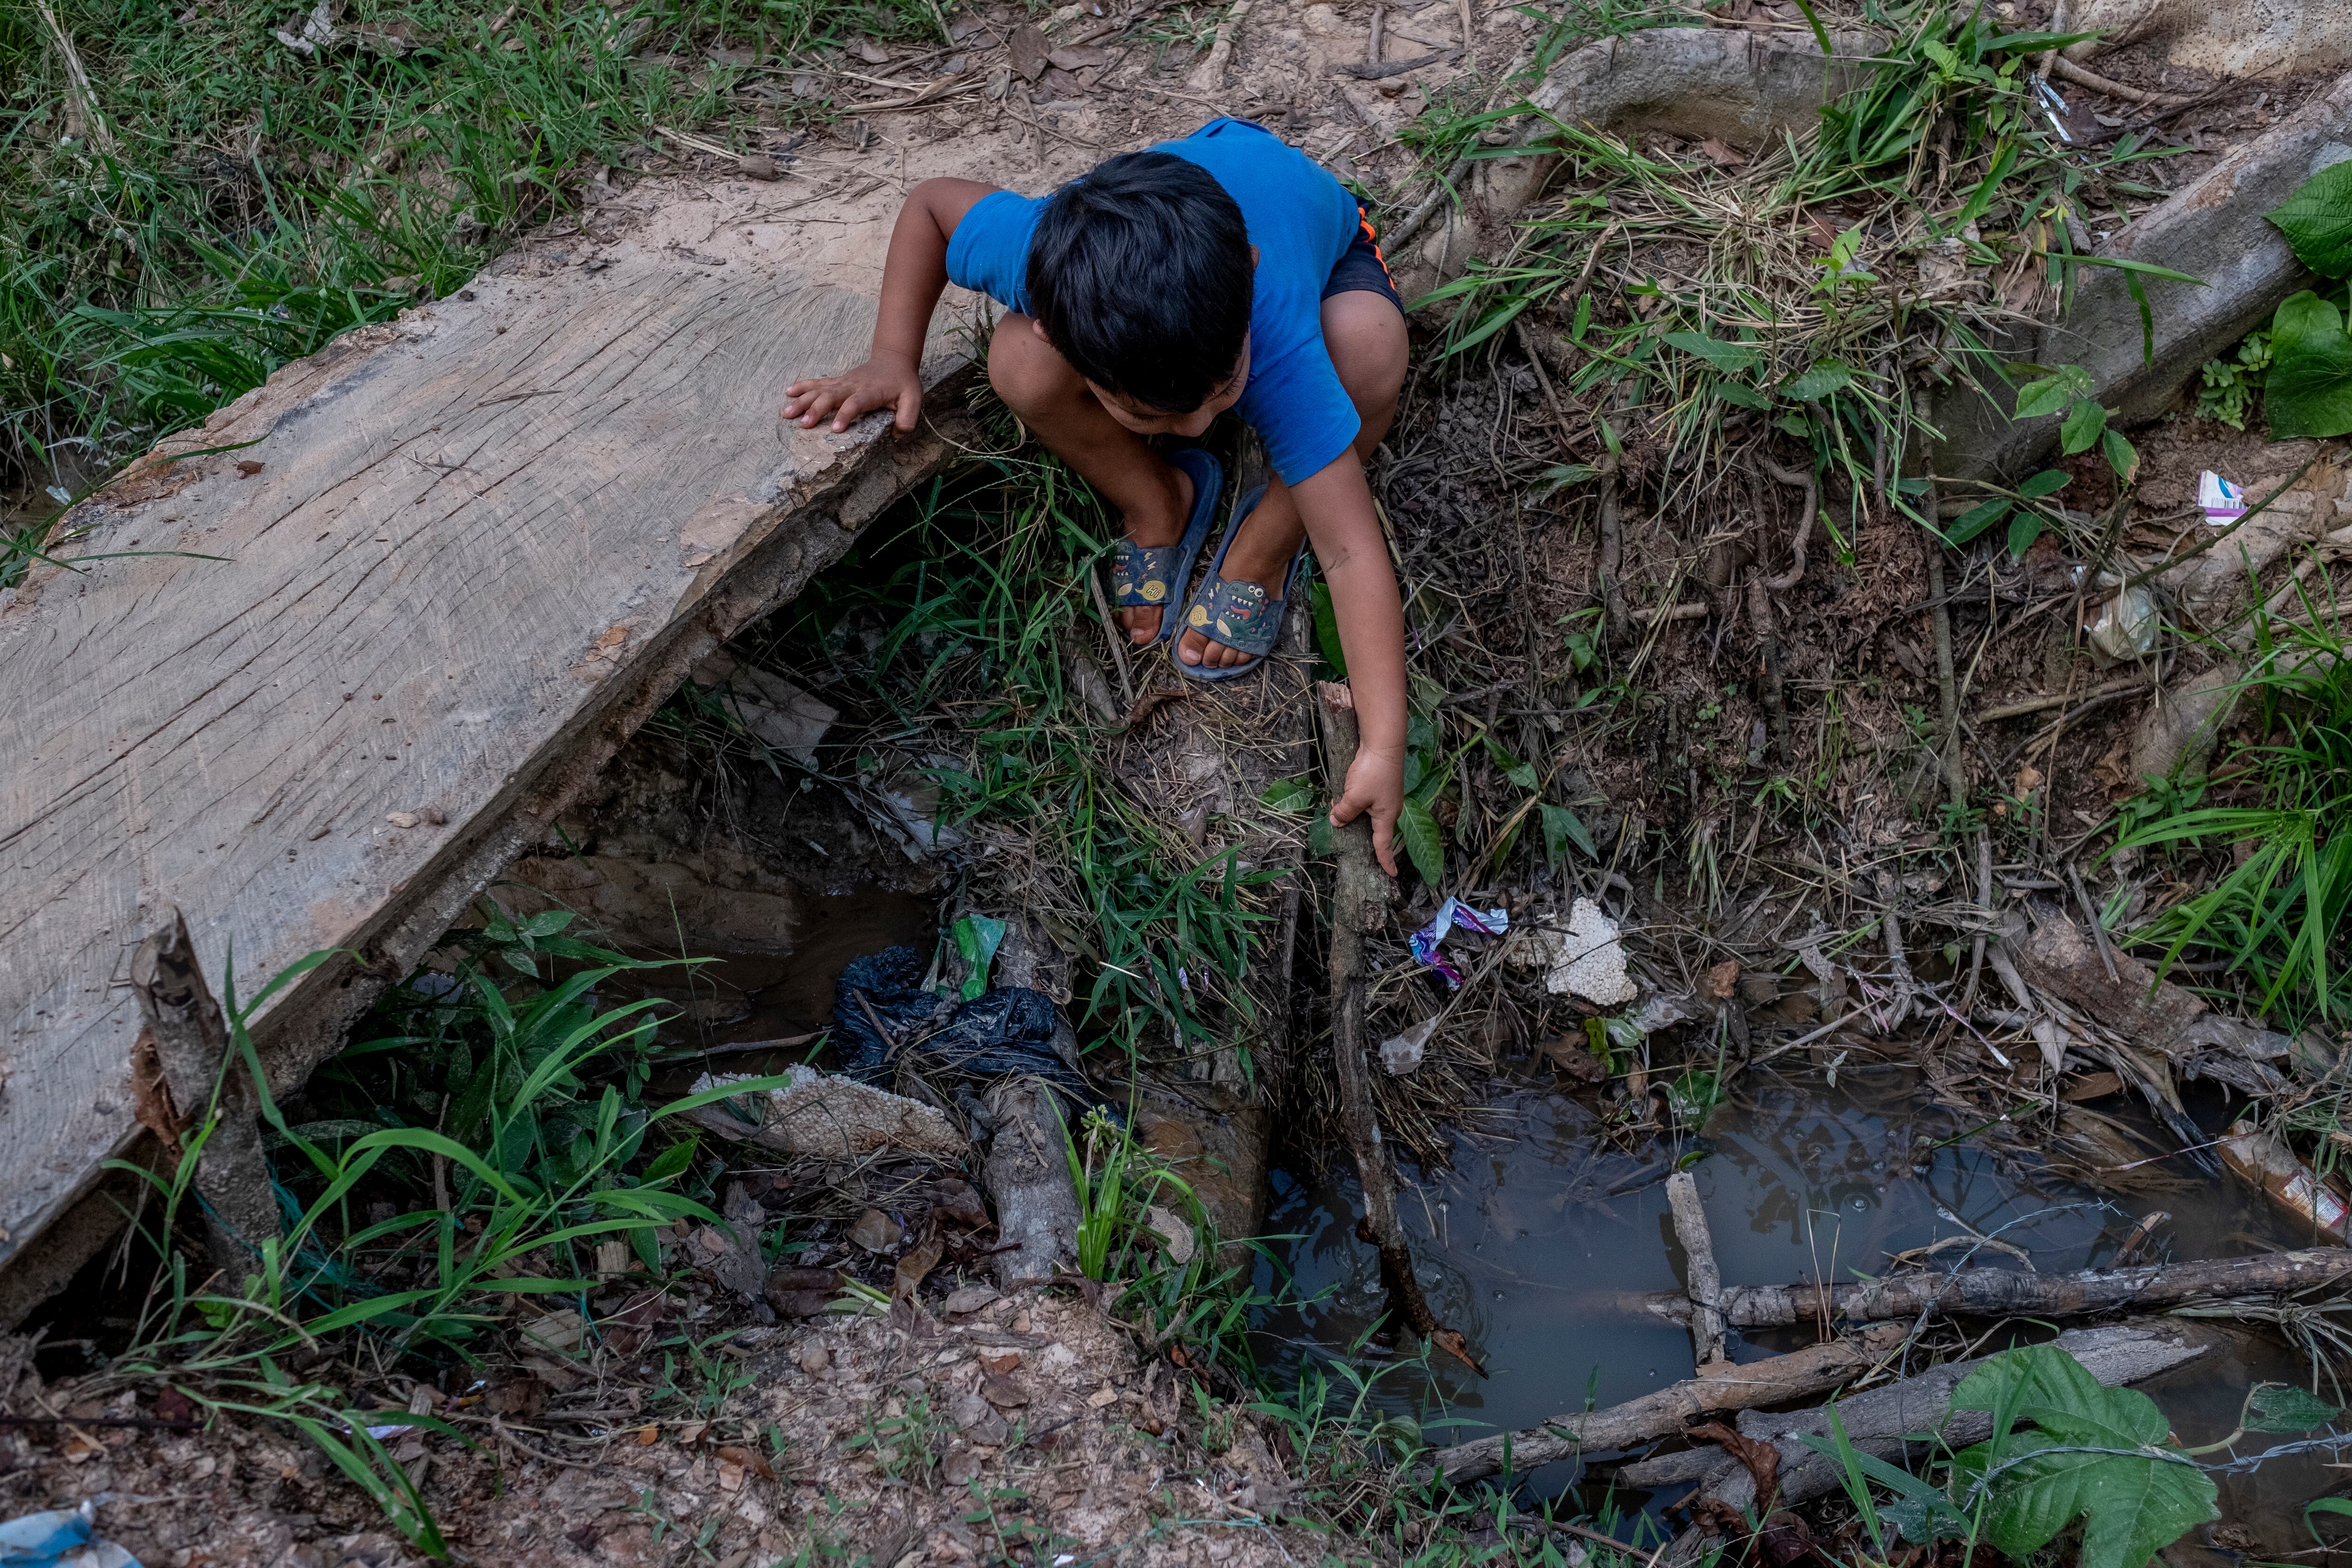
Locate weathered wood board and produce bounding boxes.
[0,178,984,1311]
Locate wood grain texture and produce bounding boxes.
[0,192,979,1286]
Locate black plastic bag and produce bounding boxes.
[832,945,1109,1117]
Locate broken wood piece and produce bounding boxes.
[1664,1171,1727,1368]
[1639,1243,2352,1328]
[129,910,282,1283]
[1428,1322,1907,1483]
[1331,46,1462,79]
[1620,1319,2228,1528]
[1318,681,1481,1375]
[982,1077,1081,1290]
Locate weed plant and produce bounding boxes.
[1420,4,2188,545]
[2118,599,2352,1028]
[744,446,1277,1065]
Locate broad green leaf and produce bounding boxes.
[953,914,1006,1001]
[2266,159,2352,279]
[1537,462,1598,492]
[2014,363,2094,419]
[1397,798,1445,887]
[1259,776,1317,812]
[2265,290,2352,439]
[1951,1345,2219,1568]
[2247,1383,2342,1433]
[1307,811,1333,859]
[1539,803,1594,868]
[1309,581,1348,676]
[1716,381,1771,410]
[2007,509,2045,557]
[1484,736,1538,791]
[2101,426,2137,479]
[1663,331,1763,373]
[1944,498,2011,545]
[2018,468,2072,498]
[1780,361,1851,401]
[2059,397,2108,454]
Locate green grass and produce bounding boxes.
[0,0,941,509]
[1418,4,2182,542]
[740,445,1279,1065]
[2117,601,2352,1029]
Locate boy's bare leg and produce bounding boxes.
[1176,291,1408,669]
[988,312,1193,645]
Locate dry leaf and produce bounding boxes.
[1427,1327,1487,1377]
[978,1349,1022,1374]
[1702,959,1741,1001]
[1085,1386,1120,1409]
[1696,136,1748,167]
[980,1372,1030,1408]
[717,1443,777,1480]
[1007,22,1048,80]
[1145,1205,1196,1265]
[943,1283,1001,1316]
[676,1419,709,1446]
[894,1234,944,1299]
[1690,1419,1782,1512]
[849,1208,901,1253]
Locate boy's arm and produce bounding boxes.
[783,177,1001,433]
[1291,457,1406,878]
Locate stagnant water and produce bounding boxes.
[1253,1062,2344,1549]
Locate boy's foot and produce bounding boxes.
[1176,489,1307,670]
[1115,460,1194,645]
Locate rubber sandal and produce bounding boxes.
[1174,484,1306,683]
[1108,446,1222,645]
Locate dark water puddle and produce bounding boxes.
[1254,1065,2339,1546]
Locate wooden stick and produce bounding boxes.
[130,909,282,1281]
[1318,682,1482,1377]
[1640,1245,2352,1329]
[1428,1323,1907,1483]
[1665,1171,1727,1368]
[1190,0,1250,90]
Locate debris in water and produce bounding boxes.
[1545,897,1639,1005]
[1407,896,1508,988]
[2200,468,2247,524]
[0,1502,141,1568]
[1378,1015,1441,1076]
[2220,1121,2350,1242]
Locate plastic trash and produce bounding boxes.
[2084,580,2157,660]
[1545,898,1640,1006]
[2200,469,2247,526]
[1379,1015,1441,1076]
[2220,1121,2349,1242]
[1408,898,1510,989]
[0,1503,142,1568]
[951,914,1006,1001]
[832,946,1110,1117]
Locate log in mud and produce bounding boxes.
[1645,1245,2352,1328]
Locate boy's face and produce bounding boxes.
[1080,334,1252,440]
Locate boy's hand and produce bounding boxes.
[782,355,923,434]
[1332,744,1403,878]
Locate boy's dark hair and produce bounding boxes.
[1026,151,1252,414]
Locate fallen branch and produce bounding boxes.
[1331,47,1462,79]
[1666,1171,1727,1369]
[1427,1323,1906,1483]
[1318,681,1482,1377]
[1190,0,1251,90]
[2051,55,2198,109]
[1619,1319,2228,1525]
[1641,1244,2352,1329]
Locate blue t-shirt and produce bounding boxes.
[945,119,1364,486]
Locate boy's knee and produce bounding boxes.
[987,318,1076,417]
[1324,294,1409,406]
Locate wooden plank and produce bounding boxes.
[0,183,980,1294]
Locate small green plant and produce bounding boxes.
[1799,1343,2219,1568]
[2197,326,2274,429]
[840,1392,950,1482]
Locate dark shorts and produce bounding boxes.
[1321,207,1404,314]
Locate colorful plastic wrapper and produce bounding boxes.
[1408,897,1510,988]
